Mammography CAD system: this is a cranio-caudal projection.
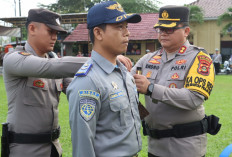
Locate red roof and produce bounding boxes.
[64,13,159,42]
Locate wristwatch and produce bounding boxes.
[146,83,154,96]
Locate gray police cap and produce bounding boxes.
[27,8,66,33]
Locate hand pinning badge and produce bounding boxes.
[111,81,118,90]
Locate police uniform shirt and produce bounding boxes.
[3,42,88,157]
[212,53,222,64]
[131,40,215,157]
[67,50,142,157]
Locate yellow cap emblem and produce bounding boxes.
[162,10,169,19]
[106,2,124,12]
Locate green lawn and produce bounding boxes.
[0,75,232,157]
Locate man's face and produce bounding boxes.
[33,23,58,53]
[101,21,130,55]
[157,25,190,53]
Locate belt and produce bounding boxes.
[143,118,208,139]
[9,126,60,144]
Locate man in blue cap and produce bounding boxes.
[67,1,142,157]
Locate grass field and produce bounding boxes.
[0,75,232,157]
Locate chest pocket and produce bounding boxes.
[166,72,186,88]
[55,79,63,92]
[109,90,130,130]
[24,77,49,107]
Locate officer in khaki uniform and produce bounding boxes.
[132,6,219,157]
[67,1,142,157]
[2,8,88,157]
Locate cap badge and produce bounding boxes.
[106,2,124,12]
[56,18,60,25]
[162,10,169,19]
[111,81,118,90]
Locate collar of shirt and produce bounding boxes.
[24,42,38,56]
[91,50,126,74]
[175,40,192,56]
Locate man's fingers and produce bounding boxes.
[117,55,132,71]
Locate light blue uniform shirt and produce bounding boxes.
[67,50,142,157]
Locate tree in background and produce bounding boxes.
[217,7,232,34]
[40,0,160,14]
[186,5,204,24]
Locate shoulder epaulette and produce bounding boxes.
[75,63,92,77]
[18,52,31,56]
[193,46,208,54]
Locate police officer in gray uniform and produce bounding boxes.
[2,8,88,157]
[67,1,142,157]
[132,6,220,157]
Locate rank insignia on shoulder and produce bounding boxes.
[178,46,187,54]
[80,98,96,121]
[75,63,92,77]
[18,52,31,56]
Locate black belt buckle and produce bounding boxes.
[51,126,60,141]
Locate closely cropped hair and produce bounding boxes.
[89,23,106,44]
[179,22,189,27]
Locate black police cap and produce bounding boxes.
[154,5,190,28]
[27,8,66,33]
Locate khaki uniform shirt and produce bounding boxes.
[3,42,88,157]
[67,51,142,157]
[131,41,215,157]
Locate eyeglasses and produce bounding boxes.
[155,26,186,34]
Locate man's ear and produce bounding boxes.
[28,23,37,36]
[184,27,190,38]
[93,27,104,41]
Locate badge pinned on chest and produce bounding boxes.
[80,99,96,121]
[111,81,118,90]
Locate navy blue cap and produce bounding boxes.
[87,1,141,29]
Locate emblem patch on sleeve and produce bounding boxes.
[79,90,100,100]
[80,99,96,121]
[197,55,212,76]
[184,51,215,99]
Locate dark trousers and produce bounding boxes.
[214,62,220,74]
[51,143,60,157]
[148,152,205,157]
